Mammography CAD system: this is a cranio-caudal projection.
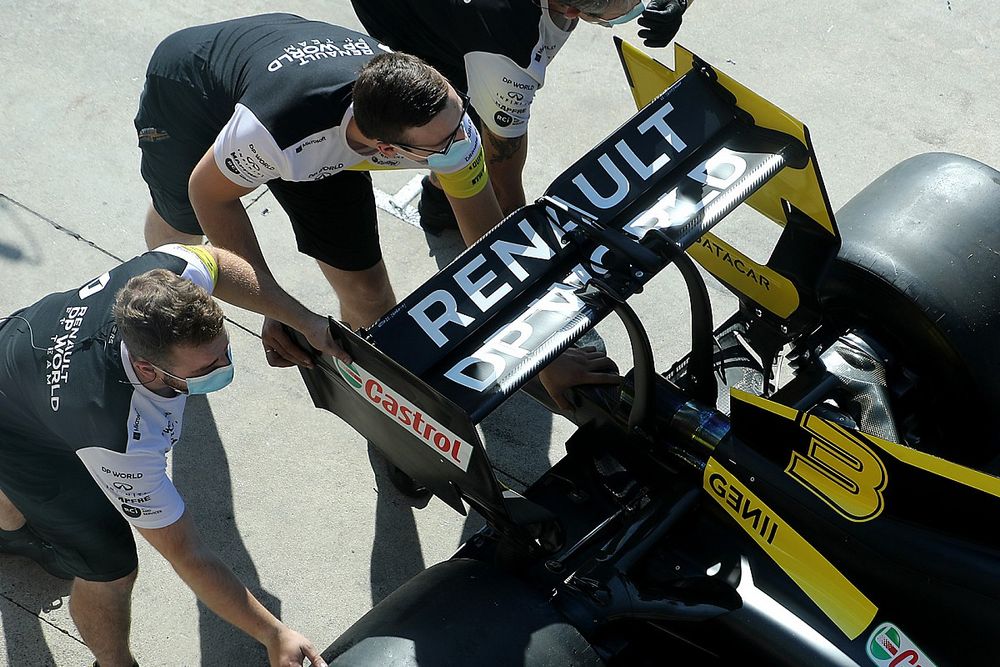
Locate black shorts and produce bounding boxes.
[0,438,137,582]
[134,75,383,272]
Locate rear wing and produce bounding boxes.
[616,41,838,329]
[298,43,840,531]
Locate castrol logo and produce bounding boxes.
[334,360,472,471]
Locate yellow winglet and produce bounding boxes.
[614,39,841,324]
[615,40,836,236]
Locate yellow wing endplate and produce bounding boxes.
[616,38,691,109]
[615,39,836,236]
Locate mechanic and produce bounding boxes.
[0,244,327,667]
[349,0,691,230]
[135,12,614,420]
[136,12,503,367]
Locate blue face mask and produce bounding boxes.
[155,345,235,395]
[598,0,645,26]
[425,138,473,172]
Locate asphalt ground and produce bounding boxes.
[0,1,997,664]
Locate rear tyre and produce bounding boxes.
[820,153,1000,466]
[324,558,603,666]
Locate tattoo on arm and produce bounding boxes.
[485,130,525,164]
[481,125,528,213]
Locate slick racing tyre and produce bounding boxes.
[819,153,1000,467]
[323,558,602,666]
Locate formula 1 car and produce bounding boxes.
[299,40,1000,666]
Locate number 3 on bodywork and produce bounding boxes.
[787,414,888,522]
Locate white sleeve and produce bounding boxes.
[213,103,285,187]
[464,51,539,139]
[149,244,217,295]
[77,446,186,530]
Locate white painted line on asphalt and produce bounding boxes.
[374,174,424,228]
[392,174,425,208]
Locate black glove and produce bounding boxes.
[636,0,687,49]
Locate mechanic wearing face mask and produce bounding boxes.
[137,13,618,500]
[0,244,327,667]
[349,0,692,232]
[137,13,507,370]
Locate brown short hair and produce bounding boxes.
[113,269,224,365]
[352,52,450,143]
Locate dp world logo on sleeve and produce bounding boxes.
[866,622,936,667]
[334,359,363,389]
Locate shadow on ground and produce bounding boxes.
[366,228,558,606]
[174,395,280,665]
[0,560,74,666]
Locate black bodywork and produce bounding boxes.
[300,42,1000,666]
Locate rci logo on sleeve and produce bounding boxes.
[867,622,937,667]
[121,504,142,519]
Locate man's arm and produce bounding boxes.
[480,126,528,216]
[195,244,349,365]
[137,513,327,667]
[188,148,265,270]
[446,181,504,247]
[188,149,349,364]
[444,172,504,246]
[435,119,506,245]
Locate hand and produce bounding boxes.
[299,313,352,365]
[266,625,327,667]
[538,346,620,411]
[261,316,351,369]
[636,0,687,48]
